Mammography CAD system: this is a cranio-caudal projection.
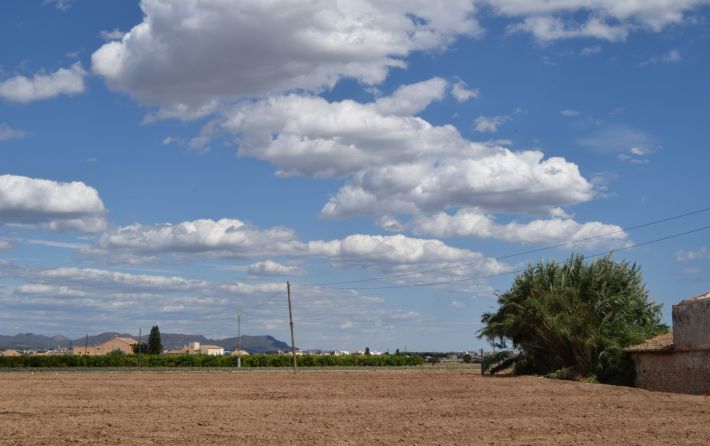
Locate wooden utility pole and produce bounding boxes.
[137,328,142,368]
[286,282,297,372]
[82,334,89,367]
[236,311,243,369]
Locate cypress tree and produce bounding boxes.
[148,325,163,355]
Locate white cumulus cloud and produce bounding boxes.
[222,90,594,219]
[307,233,506,275]
[0,174,106,232]
[451,80,479,102]
[93,218,305,259]
[483,0,708,41]
[0,63,86,103]
[412,208,628,248]
[507,15,629,42]
[248,260,302,276]
[91,0,480,118]
[36,267,208,293]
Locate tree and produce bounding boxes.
[132,343,149,354]
[148,325,163,355]
[479,254,667,384]
[364,347,371,356]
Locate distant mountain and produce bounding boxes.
[0,333,70,350]
[158,333,291,353]
[0,332,291,353]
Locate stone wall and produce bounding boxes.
[673,298,710,350]
[632,350,710,395]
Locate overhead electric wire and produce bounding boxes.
[297,319,480,327]
[294,206,710,288]
[295,223,710,291]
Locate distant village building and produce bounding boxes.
[230,349,250,357]
[199,344,225,356]
[167,342,224,356]
[72,337,137,356]
[1,349,22,357]
[627,291,710,395]
[330,350,350,356]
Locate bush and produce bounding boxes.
[0,353,424,368]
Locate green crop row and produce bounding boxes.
[0,353,424,368]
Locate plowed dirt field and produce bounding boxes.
[1,369,709,445]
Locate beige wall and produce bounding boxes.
[1,349,21,357]
[632,350,710,395]
[72,338,136,356]
[673,299,710,350]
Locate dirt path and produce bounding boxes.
[1,369,708,445]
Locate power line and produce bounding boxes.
[298,319,480,327]
[295,206,710,288]
[295,223,710,291]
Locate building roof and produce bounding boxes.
[200,344,223,350]
[677,291,710,305]
[626,333,674,353]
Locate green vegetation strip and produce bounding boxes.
[0,354,424,368]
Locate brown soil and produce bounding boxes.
[1,369,708,445]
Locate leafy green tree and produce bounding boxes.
[148,325,163,355]
[479,254,667,384]
[462,353,472,363]
[133,343,149,354]
[364,347,371,356]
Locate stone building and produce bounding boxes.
[627,291,710,394]
[72,337,137,356]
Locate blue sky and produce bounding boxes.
[0,0,708,351]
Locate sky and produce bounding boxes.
[0,0,709,352]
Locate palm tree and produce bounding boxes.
[479,254,666,384]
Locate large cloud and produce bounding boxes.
[0,174,106,232]
[93,218,305,259]
[35,267,208,293]
[412,208,628,248]
[321,151,593,217]
[223,87,594,217]
[308,233,506,276]
[91,0,479,118]
[0,63,86,103]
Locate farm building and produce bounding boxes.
[627,291,710,395]
[167,342,224,356]
[1,349,22,357]
[72,337,137,356]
